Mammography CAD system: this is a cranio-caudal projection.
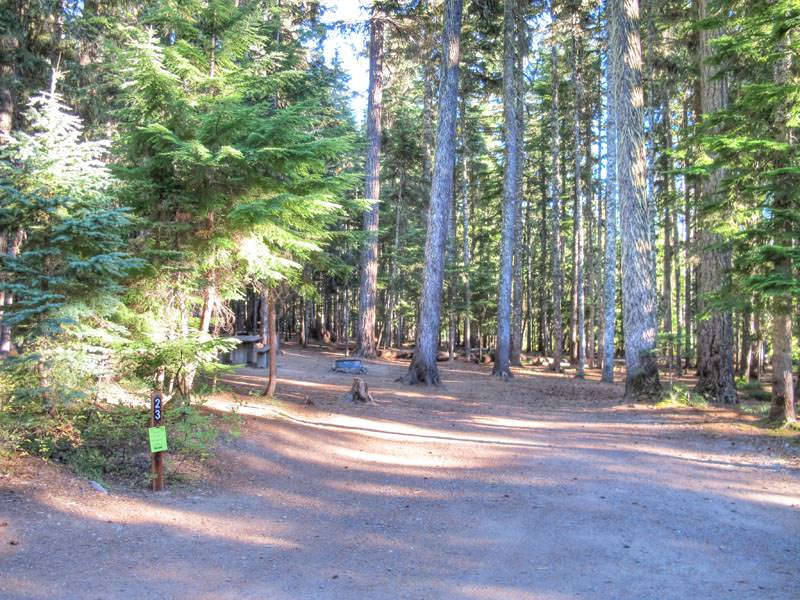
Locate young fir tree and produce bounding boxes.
[0,92,140,414]
[114,0,354,397]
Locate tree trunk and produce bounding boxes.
[663,203,673,375]
[403,0,463,385]
[356,12,384,358]
[738,306,751,378]
[0,230,24,353]
[601,0,619,383]
[538,157,550,355]
[586,129,597,370]
[769,28,796,422]
[612,0,661,399]
[259,289,268,346]
[683,98,693,370]
[694,0,737,404]
[263,289,278,398]
[549,38,564,373]
[388,170,404,350]
[460,140,472,359]
[422,23,435,188]
[674,191,684,376]
[571,22,586,378]
[343,287,350,356]
[199,284,215,336]
[494,0,520,380]
[510,8,526,368]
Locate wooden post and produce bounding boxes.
[151,391,165,492]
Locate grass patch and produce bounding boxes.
[738,401,771,419]
[657,384,710,409]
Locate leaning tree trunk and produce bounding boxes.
[549,38,564,373]
[494,0,520,380]
[612,0,661,399]
[403,0,463,385]
[601,0,619,383]
[694,0,737,404]
[356,12,384,358]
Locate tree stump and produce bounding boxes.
[345,377,373,403]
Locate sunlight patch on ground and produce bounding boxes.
[323,480,448,500]
[37,493,300,549]
[456,583,576,599]
[470,415,545,430]
[0,578,51,599]
[727,490,800,508]
[331,446,465,468]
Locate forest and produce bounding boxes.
[0,0,799,598]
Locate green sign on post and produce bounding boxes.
[148,426,168,453]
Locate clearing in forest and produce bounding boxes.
[2,345,799,600]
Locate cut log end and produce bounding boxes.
[344,377,373,403]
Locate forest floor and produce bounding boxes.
[2,343,799,600]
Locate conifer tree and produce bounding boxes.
[403,0,463,385]
[0,92,140,412]
[356,8,385,358]
[611,0,661,398]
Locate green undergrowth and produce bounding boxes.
[657,383,799,446]
[0,397,242,487]
[656,384,710,409]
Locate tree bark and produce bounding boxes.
[683,98,693,370]
[549,37,564,373]
[694,0,737,404]
[612,0,661,398]
[199,284,215,336]
[460,139,472,359]
[356,12,384,358]
[494,0,520,380]
[571,22,586,378]
[738,306,751,378]
[538,153,549,355]
[674,190,684,376]
[403,0,463,385]
[387,171,404,349]
[0,230,23,353]
[769,28,796,422]
[510,6,526,367]
[0,87,11,140]
[263,289,278,398]
[601,0,619,383]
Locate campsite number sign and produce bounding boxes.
[153,395,162,422]
[149,392,166,491]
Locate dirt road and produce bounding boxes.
[2,346,798,599]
